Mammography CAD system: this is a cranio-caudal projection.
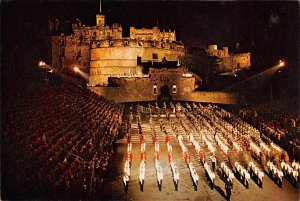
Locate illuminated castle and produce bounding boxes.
[50,1,185,85]
[206,44,251,71]
[48,1,238,105]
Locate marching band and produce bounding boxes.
[120,102,299,199]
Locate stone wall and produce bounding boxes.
[232,53,251,69]
[51,36,90,70]
[89,83,156,103]
[89,86,238,104]
[188,91,238,104]
[90,46,184,64]
[89,47,185,85]
[89,67,238,104]
[51,36,62,69]
[130,26,176,42]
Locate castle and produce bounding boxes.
[50,2,185,86]
[206,45,251,72]
[49,2,238,104]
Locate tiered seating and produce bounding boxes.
[2,83,124,199]
[240,98,299,161]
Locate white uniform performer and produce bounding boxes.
[258,171,264,187]
[124,160,130,177]
[281,161,286,176]
[156,165,164,191]
[277,170,283,187]
[170,161,179,190]
[188,162,199,190]
[243,169,250,188]
[292,170,299,186]
[204,162,215,189]
[139,161,146,191]
[173,167,180,190]
[123,175,129,192]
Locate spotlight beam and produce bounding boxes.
[37,61,88,86]
[73,67,89,81]
[225,63,283,90]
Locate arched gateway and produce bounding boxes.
[159,85,171,100]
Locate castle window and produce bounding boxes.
[138,41,143,46]
[153,84,157,95]
[93,32,97,37]
[161,42,165,48]
[152,42,156,47]
[172,84,177,94]
[152,53,158,60]
[109,41,114,46]
[124,41,129,46]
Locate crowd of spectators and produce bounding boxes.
[239,98,299,161]
[2,81,124,200]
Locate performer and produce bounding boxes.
[225,178,233,201]
[123,175,129,192]
[211,156,216,172]
[258,171,264,188]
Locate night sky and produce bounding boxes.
[1,0,299,91]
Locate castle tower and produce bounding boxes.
[96,0,105,27]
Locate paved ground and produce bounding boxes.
[94,104,299,201]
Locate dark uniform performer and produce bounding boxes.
[225,178,233,201]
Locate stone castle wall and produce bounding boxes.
[130,26,175,42]
[232,53,251,69]
[88,67,238,104]
[89,46,185,85]
[206,44,251,70]
[188,91,238,104]
[51,35,90,70]
[89,86,238,104]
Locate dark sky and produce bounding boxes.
[1,0,299,89]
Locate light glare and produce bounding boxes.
[39,61,46,67]
[279,61,285,67]
[74,67,79,72]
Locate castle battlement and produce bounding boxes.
[88,38,184,50]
